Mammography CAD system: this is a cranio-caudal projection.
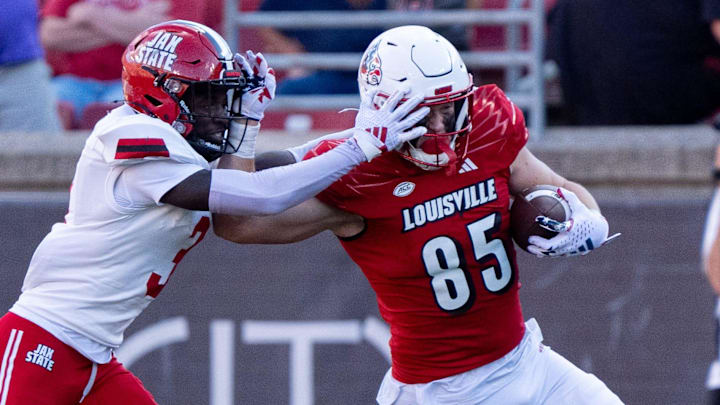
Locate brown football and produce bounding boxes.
[510,185,570,252]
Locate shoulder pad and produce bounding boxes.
[93,108,207,168]
[465,85,528,166]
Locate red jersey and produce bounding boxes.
[309,85,529,383]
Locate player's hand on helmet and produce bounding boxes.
[527,187,621,258]
[225,51,276,158]
[232,50,276,121]
[351,89,429,161]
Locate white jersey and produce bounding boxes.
[10,104,210,363]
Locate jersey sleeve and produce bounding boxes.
[113,160,204,209]
[94,112,209,209]
[468,85,529,170]
[303,139,356,211]
[95,115,206,168]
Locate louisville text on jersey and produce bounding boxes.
[25,343,55,371]
[132,31,184,71]
[402,177,498,232]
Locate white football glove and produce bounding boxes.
[527,187,621,257]
[225,51,276,158]
[232,50,276,121]
[351,89,429,161]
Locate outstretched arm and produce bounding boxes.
[162,89,428,216]
[210,149,362,243]
[213,197,363,244]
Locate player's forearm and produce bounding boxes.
[213,201,332,244]
[258,27,305,54]
[212,152,256,234]
[209,139,364,216]
[88,8,167,44]
[40,17,111,51]
[254,150,296,171]
[557,180,600,213]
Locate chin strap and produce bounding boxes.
[438,140,458,176]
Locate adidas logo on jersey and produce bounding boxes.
[458,158,478,174]
[25,343,55,371]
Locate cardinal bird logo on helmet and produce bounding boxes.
[360,40,382,86]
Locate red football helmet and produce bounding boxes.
[122,20,249,160]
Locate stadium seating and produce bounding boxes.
[262,110,357,131]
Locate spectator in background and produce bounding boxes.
[258,0,386,95]
[0,0,61,133]
[548,0,720,125]
[39,0,223,122]
[388,0,469,51]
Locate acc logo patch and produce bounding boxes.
[393,181,415,197]
[360,39,382,86]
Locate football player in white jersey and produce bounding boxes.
[0,20,429,405]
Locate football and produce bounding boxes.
[510,185,570,252]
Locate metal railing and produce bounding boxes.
[224,2,545,137]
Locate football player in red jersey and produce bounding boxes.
[216,26,623,404]
[0,20,429,405]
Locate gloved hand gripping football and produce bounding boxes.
[527,187,621,257]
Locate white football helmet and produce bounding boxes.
[357,25,473,170]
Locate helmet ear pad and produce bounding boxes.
[357,25,474,170]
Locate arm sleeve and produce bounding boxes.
[305,139,355,212]
[209,139,365,215]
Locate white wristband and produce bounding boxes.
[228,120,259,159]
[351,129,383,162]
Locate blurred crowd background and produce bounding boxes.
[4,0,720,134]
[3,2,720,404]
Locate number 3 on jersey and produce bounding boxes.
[146,216,210,298]
[422,213,513,312]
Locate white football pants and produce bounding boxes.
[376,318,623,405]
